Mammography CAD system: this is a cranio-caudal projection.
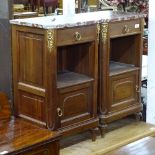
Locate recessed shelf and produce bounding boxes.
[110,61,139,76]
[57,71,94,89]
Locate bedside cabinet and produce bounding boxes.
[98,18,144,136]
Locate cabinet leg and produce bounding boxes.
[99,124,107,138]
[99,116,107,138]
[135,112,143,121]
[90,128,98,141]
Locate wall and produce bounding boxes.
[146,0,155,123]
[59,0,97,8]
[0,0,12,99]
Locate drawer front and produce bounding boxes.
[109,71,139,112]
[109,19,141,37]
[21,141,59,155]
[58,83,93,127]
[57,25,96,46]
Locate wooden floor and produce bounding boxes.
[60,118,155,155]
[106,135,155,155]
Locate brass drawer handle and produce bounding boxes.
[122,25,130,34]
[74,32,81,41]
[57,107,63,117]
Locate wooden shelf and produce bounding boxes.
[57,71,94,89]
[110,61,139,76]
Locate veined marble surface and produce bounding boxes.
[10,11,146,29]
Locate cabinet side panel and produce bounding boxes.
[18,32,44,87]
[19,91,46,122]
[12,26,47,125]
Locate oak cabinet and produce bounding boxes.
[98,18,144,135]
[12,24,99,139]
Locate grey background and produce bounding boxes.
[0,0,13,99]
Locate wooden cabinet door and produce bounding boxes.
[109,70,139,113]
[58,82,94,128]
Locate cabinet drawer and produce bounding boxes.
[109,19,141,37]
[21,141,59,155]
[109,70,139,112]
[57,25,96,46]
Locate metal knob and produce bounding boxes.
[57,107,63,117]
[144,43,148,48]
[74,32,81,41]
[122,25,130,34]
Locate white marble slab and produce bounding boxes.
[10,11,146,29]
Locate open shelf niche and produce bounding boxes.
[57,42,95,89]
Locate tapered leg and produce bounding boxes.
[99,115,107,137]
[90,128,98,141]
[135,112,143,121]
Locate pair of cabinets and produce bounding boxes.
[12,18,143,139]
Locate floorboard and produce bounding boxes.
[60,118,155,155]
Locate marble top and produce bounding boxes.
[10,11,146,29]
